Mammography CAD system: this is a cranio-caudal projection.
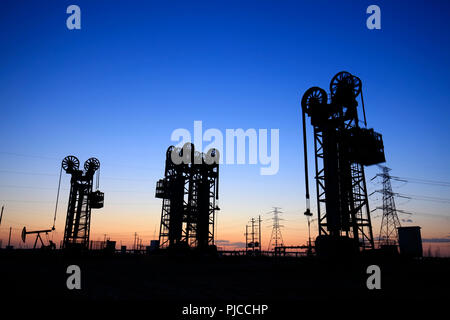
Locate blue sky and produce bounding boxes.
[0,0,449,252]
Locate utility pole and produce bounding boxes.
[0,205,4,226]
[251,217,255,250]
[245,216,262,255]
[245,225,249,253]
[307,216,311,253]
[258,215,262,254]
[268,207,284,251]
[375,165,401,247]
[8,227,12,247]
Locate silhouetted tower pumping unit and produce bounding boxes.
[301,72,386,254]
[156,143,219,250]
[62,156,104,249]
[376,165,401,246]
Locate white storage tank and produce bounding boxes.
[397,226,423,257]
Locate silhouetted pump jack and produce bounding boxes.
[156,143,219,251]
[62,155,104,250]
[301,71,385,255]
[21,227,56,250]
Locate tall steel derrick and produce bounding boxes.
[156,143,219,250]
[376,165,401,246]
[301,72,386,254]
[62,155,104,249]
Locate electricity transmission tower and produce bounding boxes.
[268,207,284,251]
[376,165,401,246]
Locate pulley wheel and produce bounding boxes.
[301,86,328,114]
[84,157,100,172]
[330,71,361,98]
[62,155,80,172]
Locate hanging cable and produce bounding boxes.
[302,108,311,216]
[96,167,100,190]
[52,166,63,231]
[360,84,367,128]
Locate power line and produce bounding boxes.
[396,209,449,220]
[0,151,159,171]
[0,185,62,190]
[390,176,450,187]
[371,187,450,204]
[0,184,153,194]
[0,151,57,160]
[0,169,155,182]
[0,199,56,204]
[395,193,450,204]
[0,170,56,177]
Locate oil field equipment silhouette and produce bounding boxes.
[21,227,56,250]
[60,155,104,249]
[301,71,385,255]
[156,143,220,250]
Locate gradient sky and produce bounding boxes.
[1,0,449,255]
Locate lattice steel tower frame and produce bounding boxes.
[377,165,401,246]
[156,143,219,249]
[301,72,386,252]
[62,155,104,249]
[268,207,284,251]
